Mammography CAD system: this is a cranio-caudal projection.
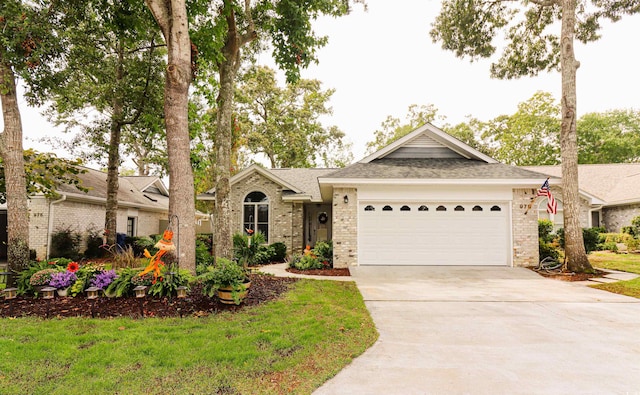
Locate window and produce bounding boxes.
[400,205,411,211]
[244,191,269,241]
[537,198,563,231]
[490,205,502,212]
[418,205,428,211]
[364,205,375,211]
[454,205,465,211]
[436,205,446,211]
[382,205,393,211]
[472,205,483,211]
[126,217,137,237]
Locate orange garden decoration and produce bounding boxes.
[138,229,176,284]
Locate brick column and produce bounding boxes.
[332,187,357,268]
[512,188,539,267]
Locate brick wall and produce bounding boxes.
[512,188,539,267]
[603,204,640,232]
[231,173,303,257]
[332,187,357,268]
[28,196,166,260]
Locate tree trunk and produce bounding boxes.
[560,0,593,273]
[146,0,196,273]
[105,42,124,246]
[214,1,256,259]
[0,59,31,284]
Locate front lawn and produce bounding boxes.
[0,279,378,395]
[588,250,640,274]
[589,251,640,298]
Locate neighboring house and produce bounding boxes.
[199,124,555,268]
[523,164,640,233]
[1,166,171,261]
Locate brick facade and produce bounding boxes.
[331,187,357,268]
[27,196,166,260]
[231,173,304,257]
[512,188,540,267]
[603,204,640,233]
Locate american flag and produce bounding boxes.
[537,179,557,214]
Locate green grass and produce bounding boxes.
[589,251,640,298]
[588,251,640,274]
[0,280,378,394]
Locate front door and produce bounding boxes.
[304,204,332,248]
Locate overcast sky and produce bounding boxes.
[8,0,640,164]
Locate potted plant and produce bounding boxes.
[49,271,78,296]
[199,257,250,305]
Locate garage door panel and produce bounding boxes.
[358,203,510,266]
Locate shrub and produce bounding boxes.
[29,269,58,287]
[539,239,559,261]
[233,231,267,267]
[198,257,248,300]
[50,226,82,260]
[313,241,333,268]
[252,245,276,266]
[270,242,287,262]
[557,227,606,253]
[84,228,106,258]
[148,264,192,297]
[288,254,324,270]
[538,219,555,244]
[134,236,159,257]
[600,241,619,252]
[196,237,215,267]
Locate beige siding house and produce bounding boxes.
[200,124,561,268]
[1,167,171,260]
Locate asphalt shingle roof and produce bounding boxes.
[55,166,169,210]
[269,168,337,200]
[523,164,640,204]
[325,158,550,180]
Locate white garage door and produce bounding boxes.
[358,202,510,266]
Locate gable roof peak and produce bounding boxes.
[359,123,497,164]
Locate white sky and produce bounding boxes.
[7,0,640,163]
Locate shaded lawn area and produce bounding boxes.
[0,280,378,395]
[589,251,640,299]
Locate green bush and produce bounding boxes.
[557,227,606,253]
[313,241,333,268]
[288,253,324,270]
[233,231,267,266]
[600,241,619,252]
[50,227,82,260]
[539,239,559,261]
[84,229,106,258]
[538,219,555,244]
[252,245,276,266]
[270,242,287,262]
[196,237,215,267]
[198,257,248,301]
[148,264,192,297]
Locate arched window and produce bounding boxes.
[472,205,483,211]
[382,205,393,211]
[400,205,411,211]
[454,205,465,211]
[536,198,564,231]
[364,205,375,211]
[490,205,501,212]
[436,205,447,211]
[244,192,269,241]
[418,205,429,211]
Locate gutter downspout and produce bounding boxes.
[46,194,66,260]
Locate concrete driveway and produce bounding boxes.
[314,266,640,395]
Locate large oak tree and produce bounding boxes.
[430,0,639,272]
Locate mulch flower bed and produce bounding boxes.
[286,267,350,277]
[1,274,298,319]
[530,268,606,282]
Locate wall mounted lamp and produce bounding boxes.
[343,195,349,204]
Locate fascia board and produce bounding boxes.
[230,164,303,194]
[319,178,550,186]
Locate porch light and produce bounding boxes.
[3,287,17,300]
[86,286,100,300]
[41,286,56,300]
[343,195,349,204]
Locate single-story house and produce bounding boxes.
[1,166,206,261]
[199,124,562,268]
[523,164,640,232]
